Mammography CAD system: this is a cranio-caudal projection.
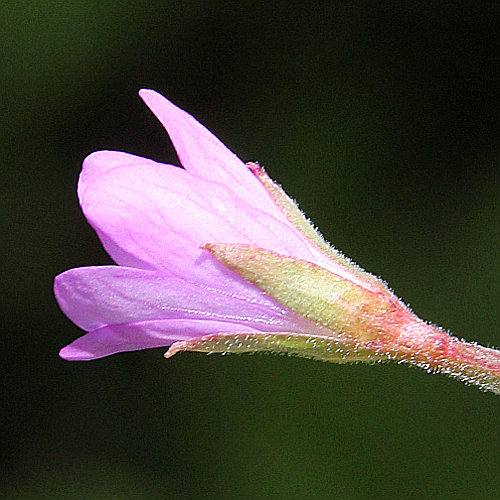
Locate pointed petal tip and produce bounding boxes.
[138,88,169,109]
[138,88,156,99]
[59,345,96,361]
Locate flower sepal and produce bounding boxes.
[165,331,389,363]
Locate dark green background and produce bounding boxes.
[2,2,499,498]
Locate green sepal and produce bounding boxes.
[203,243,399,343]
[247,162,388,294]
[165,332,389,364]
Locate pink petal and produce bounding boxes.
[78,157,318,286]
[79,151,170,270]
[138,89,285,219]
[59,319,267,361]
[54,266,319,333]
[79,150,159,179]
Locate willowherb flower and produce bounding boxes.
[55,89,500,394]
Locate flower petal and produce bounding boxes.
[78,157,320,286]
[59,319,267,361]
[79,150,159,179]
[54,266,322,334]
[79,151,171,269]
[138,89,284,219]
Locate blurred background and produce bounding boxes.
[2,2,499,498]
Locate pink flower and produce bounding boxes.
[55,90,330,360]
[55,89,500,394]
